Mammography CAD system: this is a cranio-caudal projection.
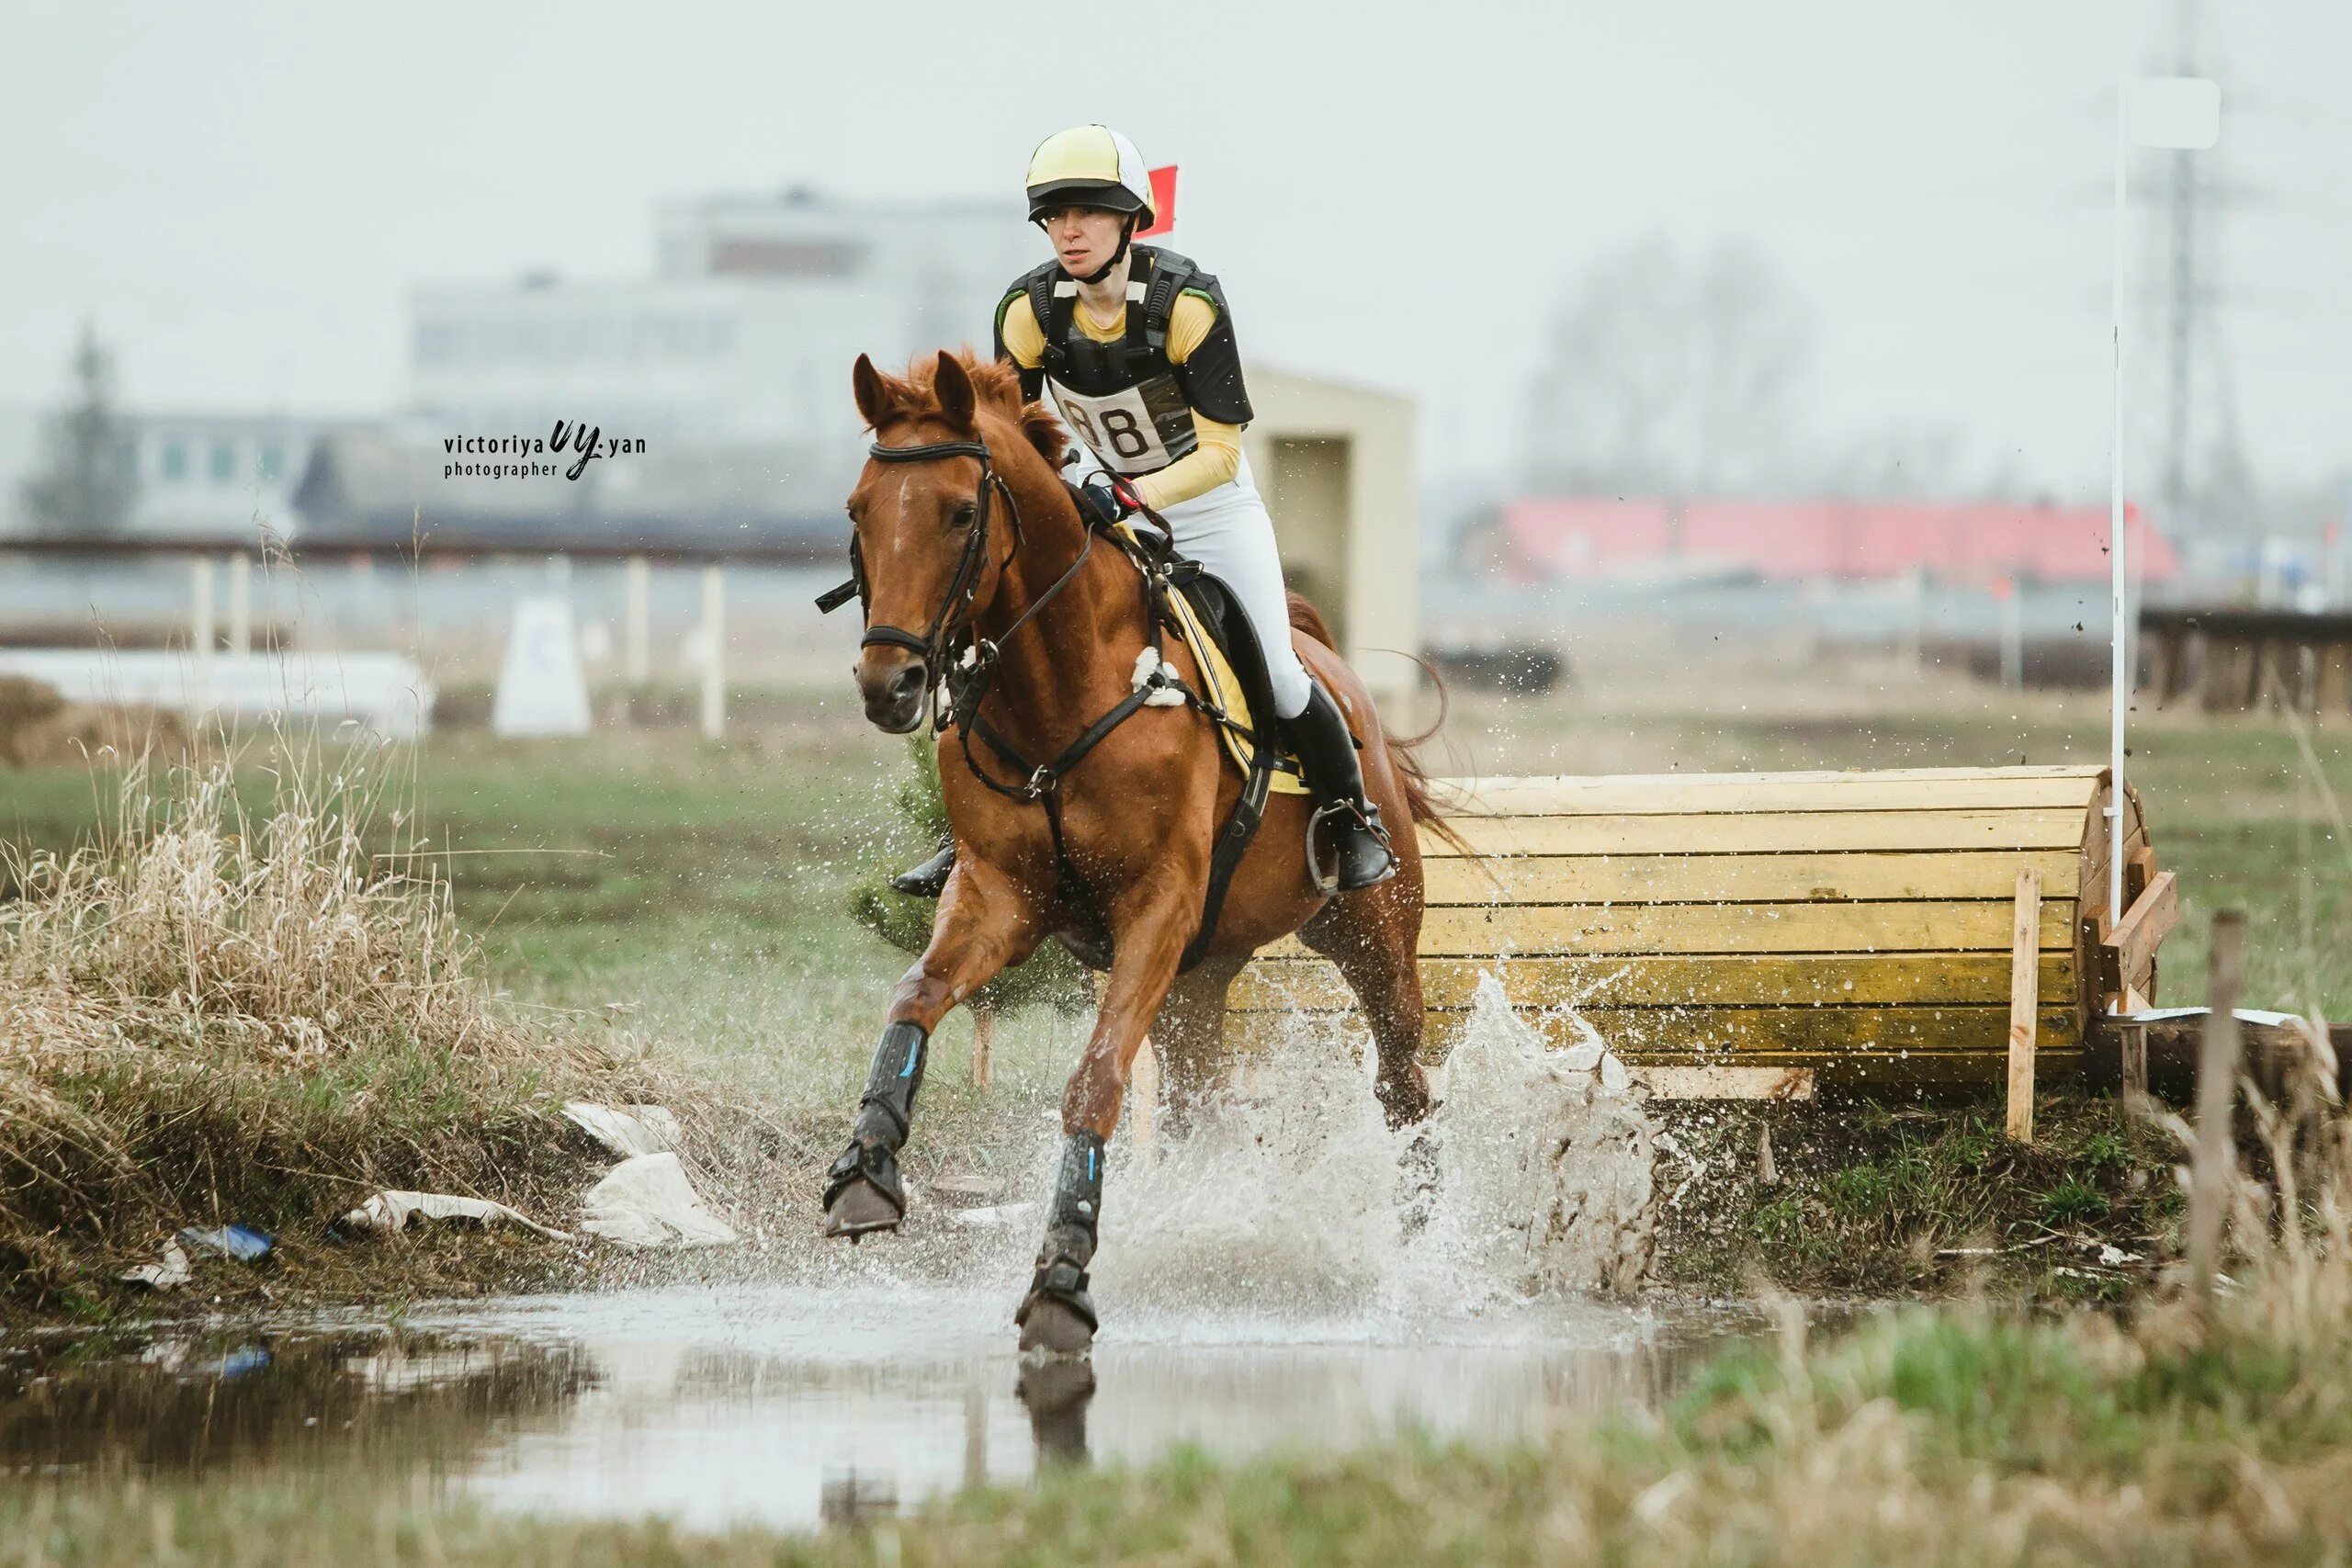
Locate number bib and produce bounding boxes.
[1047,374,1199,477]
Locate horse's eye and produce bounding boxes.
[950,502,978,530]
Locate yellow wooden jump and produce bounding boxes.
[1228,765,2174,1097]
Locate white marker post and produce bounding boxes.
[700,564,726,740]
[2109,73,2220,923]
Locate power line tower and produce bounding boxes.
[2149,0,2256,541]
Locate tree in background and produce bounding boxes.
[1522,236,1818,501]
[19,322,138,537]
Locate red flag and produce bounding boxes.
[1137,164,1179,238]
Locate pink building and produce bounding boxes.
[1498,498,2181,586]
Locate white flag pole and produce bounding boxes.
[2108,71,2221,930]
[2108,67,2130,926]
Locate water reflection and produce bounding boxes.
[1017,1358,1095,1467]
[0,1330,593,1484]
[0,1285,1763,1529]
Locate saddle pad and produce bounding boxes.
[1145,544,1310,797]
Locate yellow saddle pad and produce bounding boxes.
[1148,557,1311,797]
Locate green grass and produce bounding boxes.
[1654,1095,2179,1299]
[3,672,2345,1310]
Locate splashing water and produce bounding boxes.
[1087,973,1658,1333]
[807,974,1658,1339]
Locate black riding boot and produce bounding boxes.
[1283,679,1398,892]
[821,1021,928,1237]
[889,842,956,898]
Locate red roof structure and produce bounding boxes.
[1499,498,2181,585]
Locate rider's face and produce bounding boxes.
[1042,206,1127,277]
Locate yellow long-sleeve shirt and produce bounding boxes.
[998,289,1244,512]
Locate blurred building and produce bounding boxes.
[277,186,1042,547]
[0,402,348,540]
[405,186,1035,446]
[126,412,351,537]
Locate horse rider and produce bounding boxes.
[891,123,1396,899]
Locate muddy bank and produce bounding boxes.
[1652,1092,2177,1302]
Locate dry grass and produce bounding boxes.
[0,732,626,1311]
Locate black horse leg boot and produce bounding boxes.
[822,1021,927,1238]
[889,842,956,898]
[1017,1130,1105,1356]
[1284,678,1398,892]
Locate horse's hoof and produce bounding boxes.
[1016,1355,1096,1411]
[1017,1297,1096,1359]
[823,1179,903,1239]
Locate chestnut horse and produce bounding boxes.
[821,349,1450,1357]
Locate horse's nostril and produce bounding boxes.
[890,664,927,700]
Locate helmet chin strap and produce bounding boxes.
[1061,213,1138,286]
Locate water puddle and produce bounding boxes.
[1,978,1748,1529]
[0,1288,1762,1529]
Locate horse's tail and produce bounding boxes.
[1285,593,1472,857]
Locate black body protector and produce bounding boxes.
[997,245,1254,479]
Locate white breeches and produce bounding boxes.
[1076,448,1315,718]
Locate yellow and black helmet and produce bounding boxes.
[1023,125,1156,226]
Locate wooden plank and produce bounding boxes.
[1424,807,2090,860]
[1424,849,2081,907]
[1230,951,2076,1012]
[1225,1005,2084,1058]
[2007,867,2042,1143]
[1638,1066,1816,1101]
[1617,1049,2086,1090]
[1337,899,2083,960]
[2119,1021,2148,1098]
[1433,767,2102,819]
[2075,780,2149,938]
[970,1007,994,1088]
[2101,870,2180,998]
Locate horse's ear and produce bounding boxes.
[852,354,899,429]
[933,351,976,434]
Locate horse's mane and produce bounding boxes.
[877,349,1069,471]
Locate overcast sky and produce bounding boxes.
[7,0,2347,500]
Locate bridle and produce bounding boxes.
[819,440,1019,714]
[817,434,1102,726]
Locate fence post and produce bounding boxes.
[2187,910,2245,1320]
[227,552,252,657]
[970,1006,994,1089]
[1999,577,2024,689]
[700,564,725,740]
[189,557,216,724]
[2006,865,2042,1143]
[626,554,650,686]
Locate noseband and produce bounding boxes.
[817,439,1024,709]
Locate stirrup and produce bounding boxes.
[1306,799,1398,895]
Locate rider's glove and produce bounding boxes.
[1076,472,1143,527]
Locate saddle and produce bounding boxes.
[1122,522,1309,799]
